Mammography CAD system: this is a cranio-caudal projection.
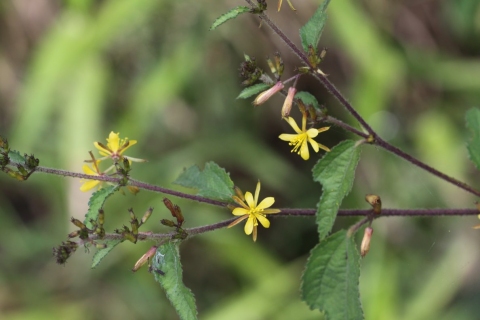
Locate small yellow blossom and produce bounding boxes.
[228,181,280,242]
[278,0,296,11]
[279,114,330,160]
[80,160,103,192]
[94,131,145,163]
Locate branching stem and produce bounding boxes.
[244,0,480,198]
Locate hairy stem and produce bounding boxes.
[27,162,480,216]
[246,1,480,197]
[90,207,479,242]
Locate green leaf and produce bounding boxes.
[210,6,250,31]
[84,185,118,229]
[153,241,198,320]
[465,108,480,171]
[295,91,320,111]
[302,230,363,320]
[173,161,234,201]
[237,83,270,99]
[313,140,361,240]
[300,0,331,52]
[7,150,26,163]
[91,239,123,268]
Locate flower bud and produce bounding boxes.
[161,219,176,227]
[365,194,382,214]
[141,207,154,224]
[253,82,284,106]
[281,87,297,117]
[127,186,140,195]
[267,57,276,74]
[70,217,86,229]
[361,227,373,257]
[132,246,158,272]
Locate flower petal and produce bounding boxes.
[244,191,255,208]
[107,132,120,152]
[80,180,100,192]
[285,117,302,134]
[255,213,270,228]
[300,140,310,160]
[257,197,275,210]
[232,207,249,216]
[279,133,298,142]
[94,142,111,156]
[306,128,319,138]
[318,126,330,133]
[82,164,98,175]
[244,216,255,235]
[308,138,320,153]
[119,139,137,155]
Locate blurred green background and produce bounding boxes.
[1,0,480,319]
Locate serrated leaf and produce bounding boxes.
[465,108,480,171]
[295,91,320,110]
[302,230,363,320]
[237,83,271,99]
[91,239,122,268]
[84,185,118,229]
[7,150,26,163]
[153,242,197,320]
[173,162,234,201]
[313,140,361,240]
[210,6,250,31]
[300,0,331,52]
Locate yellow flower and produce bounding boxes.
[278,0,296,11]
[228,181,280,242]
[80,160,103,192]
[94,132,145,163]
[278,114,330,160]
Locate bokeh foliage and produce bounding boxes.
[1,0,480,319]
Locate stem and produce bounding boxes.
[91,207,479,242]
[25,162,480,216]
[374,137,480,197]
[245,2,480,197]
[128,178,226,207]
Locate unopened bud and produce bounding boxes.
[163,198,175,215]
[361,227,373,257]
[281,87,297,117]
[253,82,284,106]
[267,57,276,74]
[365,194,382,214]
[68,230,81,238]
[141,207,154,224]
[173,205,184,227]
[273,52,284,77]
[70,218,86,229]
[132,246,158,272]
[97,209,105,226]
[127,185,140,195]
[161,219,176,227]
[320,48,327,60]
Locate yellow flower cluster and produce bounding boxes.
[80,132,145,192]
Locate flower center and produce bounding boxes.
[289,133,307,153]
